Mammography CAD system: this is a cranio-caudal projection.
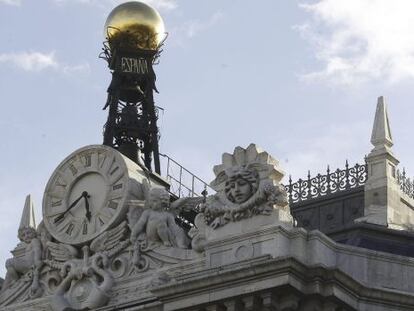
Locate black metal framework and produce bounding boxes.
[285,161,368,204]
[397,168,414,199]
[100,28,164,174]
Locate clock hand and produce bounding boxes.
[54,191,88,224]
[84,194,91,223]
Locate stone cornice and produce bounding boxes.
[152,255,414,310]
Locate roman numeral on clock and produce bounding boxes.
[66,223,74,235]
[108,200,118,210]
[112,183,123,190]
[82,221,88,235]
[83,154,92,167]
[51,200,62,207]
[69,164,78,176]
[54,215,65,225]
[55,179,67,188]
[110,166,119,176]
[100,154,115,173]
[98,217,105,226]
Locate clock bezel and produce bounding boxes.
[42,145,132,245]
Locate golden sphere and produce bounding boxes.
[104,1,165,51]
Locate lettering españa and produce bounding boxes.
[121,57,149,74]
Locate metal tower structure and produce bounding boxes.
[100,28,163,174]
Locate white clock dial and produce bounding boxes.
[43,145,137,245]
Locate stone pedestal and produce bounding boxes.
[363,147,399,226]
[204,210,293,267]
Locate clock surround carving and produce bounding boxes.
[42,145,139,245]
[0,143,293,311]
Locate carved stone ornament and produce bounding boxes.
[190,144,291,252]
[51,245,114,311]
[0,195,44,306]
[0,146,200,311]
[126,180,200,271]
[201,144,288,227]
[0,144,290,310]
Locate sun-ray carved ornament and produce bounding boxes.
[200,144,289,228]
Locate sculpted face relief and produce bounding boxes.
[198,144,288,232]
[147,188,170,211]
[225,168,259,204]
[18,227,37,244]
[227,177,253,204]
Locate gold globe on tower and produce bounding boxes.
[104,1,165,51]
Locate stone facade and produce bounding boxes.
[1,99,414,311]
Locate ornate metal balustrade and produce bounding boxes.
[285,161,368,204]
[397,169,414,199]
[160,153,212,198]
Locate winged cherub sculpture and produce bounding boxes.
[130,186,191,249]
[1,195,43,299]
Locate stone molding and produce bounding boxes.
[152,225,414,311]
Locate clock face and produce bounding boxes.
[43,145,131,245]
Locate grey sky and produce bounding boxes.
[1,0,414,276]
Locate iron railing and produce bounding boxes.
[159,153,212,198]
[285,161,368,204]
[397,169,414,199]
[159,154,370,206]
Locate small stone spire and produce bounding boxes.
[371,96,393,149]
[19,194,36,231]
[359,96,401,228]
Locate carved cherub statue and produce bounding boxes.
[130,187,190,249]
[2,227,42,291]
[1,195,43,295]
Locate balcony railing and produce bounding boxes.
[397,168,414,199]
[160,153,212,198]
[285,161,368,204]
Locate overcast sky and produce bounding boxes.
[1,0,414,276]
